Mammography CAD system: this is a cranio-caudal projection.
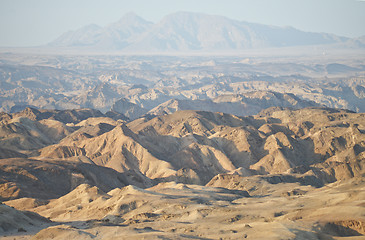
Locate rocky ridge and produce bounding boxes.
[0,107,364,239]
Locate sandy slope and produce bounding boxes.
[2,178,364,239]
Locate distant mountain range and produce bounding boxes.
[48,12,353,52]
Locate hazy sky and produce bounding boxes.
[1,0,365,47]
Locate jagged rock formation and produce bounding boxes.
[148,92,320,116]
[0,107,364,239]
[12,107,105,124]
[1,54,364,115]
[36,107,365,186]
[0,107,129,158]
[1,107,364,186]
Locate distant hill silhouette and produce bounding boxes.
[48,12,348,52]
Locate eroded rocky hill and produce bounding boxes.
[0,107,364,239]
[1,53,365,116]
[1,107,364,188]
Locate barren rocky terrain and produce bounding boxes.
[0,106,364,239]
[0,51,364,239]
[1,51,365,116]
